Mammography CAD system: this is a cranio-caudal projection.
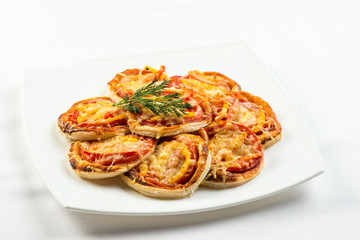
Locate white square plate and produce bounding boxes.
[22,41,323,216]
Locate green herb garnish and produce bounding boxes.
[113,79,193,117]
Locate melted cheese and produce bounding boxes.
[113,66,168,94]
[84,135,141,154]
[208,128,258,178]
[232,105,257,126]
[214,102,229,121]
[149,111,195,122]
[142,141,193,185]
[209,131,250,163]
[189,70,221,85]
[181,78,227,98]
[183,112,196,118]
[75,101,126,124]
[231,102,266,129]
[252,110,266,133]
[230,102,273,136]
[118,78,149,92]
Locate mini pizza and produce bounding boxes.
[121,129,211,198]
[58,97,130,141]
[203,121,264,188]
[107,65,168,102]
[127,90,212,138]
[68,134,157,179]
[210,91,282,148]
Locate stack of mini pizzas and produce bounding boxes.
[58,65,282,198]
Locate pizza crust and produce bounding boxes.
[57,121,130,141]
[261,131,282,149]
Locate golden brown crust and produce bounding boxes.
[127,100,212,139]
[68,135,157,179]
[121,129,211,198]
[202,121,264,188]
[58,97,130,141]
[58,123,130,141]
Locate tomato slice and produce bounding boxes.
[67,109,80,122]
[226,155,262,173]
[144,177,171,188]
[80,135,155,166]
[176,159,196,185]
[108,66,168,98]
[66,97,127,127]
[167,75,183,88]
[82,150,140,165]
[186,71,233,91]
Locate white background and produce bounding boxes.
[1,0,359,239]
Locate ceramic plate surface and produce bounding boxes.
[22,41,323,215]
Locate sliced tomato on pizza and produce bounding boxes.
[121,129,211,198]
[158,70,239,102]
[203,121,264,188]
[186,70,241,92]
[68,134,157,179]
[107,65,168,102]
[127,89,212,138]
[58,97,129,141]
[211,91,282,148]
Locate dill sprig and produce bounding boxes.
[113,79,193,117]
